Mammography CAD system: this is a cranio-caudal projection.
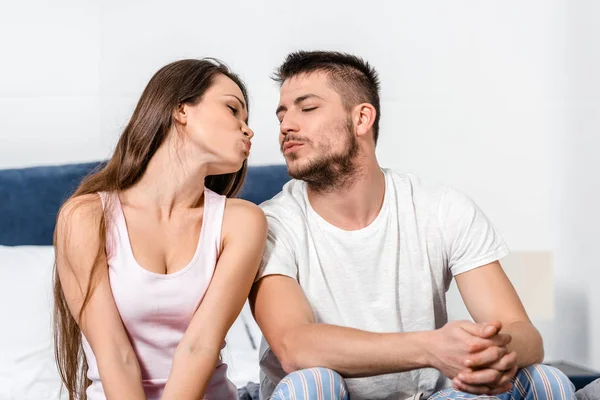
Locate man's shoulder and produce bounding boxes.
[384,168,450,204]
[259,178,307,218]
[385,169,492,228]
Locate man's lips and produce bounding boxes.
[282,141,304,153]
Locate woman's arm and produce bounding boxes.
[55,194,146,400]
[161,199,267,400]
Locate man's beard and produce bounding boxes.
[285,117,360,194]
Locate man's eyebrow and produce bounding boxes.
[294,93,323,105]
[275,104,287,116]
[276,93,324,116]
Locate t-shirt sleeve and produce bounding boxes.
[255,212,298,282]
[439,186,509,276]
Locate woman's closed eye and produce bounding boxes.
[227,105,239,115]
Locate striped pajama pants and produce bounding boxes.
[270,364,576,399]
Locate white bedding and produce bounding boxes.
[0,245,261,399]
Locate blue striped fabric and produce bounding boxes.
[270,364,575,400]
[271,368,348,400]
[429,364,576,400]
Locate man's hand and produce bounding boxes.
[428,320,511,380]
[451,321,518,395]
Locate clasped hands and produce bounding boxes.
[431,320,518,396]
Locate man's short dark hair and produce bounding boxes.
[273,50,382,145]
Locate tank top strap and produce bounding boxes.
[96,191,120,260]
[201,188,227,258]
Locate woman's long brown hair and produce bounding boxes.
[52,59,250,399]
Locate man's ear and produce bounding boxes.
[354,103,376,138]
[173,102,188,125]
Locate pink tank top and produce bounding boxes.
[81,188,238,400]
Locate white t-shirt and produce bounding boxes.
[256,168,509,400]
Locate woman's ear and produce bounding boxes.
[173,102,188,125]
[354,103,376,138]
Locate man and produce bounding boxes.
[249,50,574,400]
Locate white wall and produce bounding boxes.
[562,0,600,370]
[1,1,597,369]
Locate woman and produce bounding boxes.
[53,58,267,400]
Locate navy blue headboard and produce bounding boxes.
[0,162,290,246]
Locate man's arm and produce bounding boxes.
[455,260,544,367]
[436,185,543,394]
[450,260,544,394]
[250,274,508,379]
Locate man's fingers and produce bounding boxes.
[483,321,502,337]
[458,321,511,354]
[453,377,513,396]
[462,332,512,354]
[458,368,502,386]
[464,345,507,368]
[487,351,518,372]
[460,334,511,355]
[496,364,519,386]
[460,321,502,338]
[452,378,493,395]
[489,332,512,347]
[454,362,518,396]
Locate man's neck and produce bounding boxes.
[306,160,386,231]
